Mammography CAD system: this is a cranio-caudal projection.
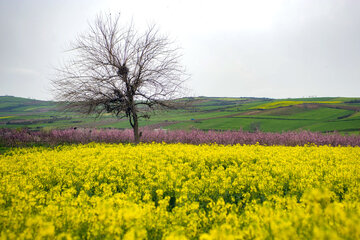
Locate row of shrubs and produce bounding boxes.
[1,128,359,147]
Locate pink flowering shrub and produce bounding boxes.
[1,128,359,147]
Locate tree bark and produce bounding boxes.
[133,114,140,144]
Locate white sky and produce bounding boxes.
[0,0,360,100]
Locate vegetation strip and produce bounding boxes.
[1,128,360,148]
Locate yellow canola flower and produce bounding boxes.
[251,100,342,109]
[0,116,13,119]
[0,143,360,239]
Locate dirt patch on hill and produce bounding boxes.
[240,110,263,115]
[306,103,360,111]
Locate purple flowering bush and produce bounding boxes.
[1,128,359,147]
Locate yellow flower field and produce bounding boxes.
[1,143,360,239]
[251,100,342,109]
[0,116,13,119]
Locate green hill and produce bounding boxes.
[0,96,55,111]
[1,96,359,134]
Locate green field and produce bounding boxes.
[1,95,360,134]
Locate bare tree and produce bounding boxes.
[52,14,187,143]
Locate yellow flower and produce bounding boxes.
[1,143,359,239]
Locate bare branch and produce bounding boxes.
[52,13,188,143]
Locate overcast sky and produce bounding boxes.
[0,0,360,100]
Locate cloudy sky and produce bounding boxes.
[0,0,360,100]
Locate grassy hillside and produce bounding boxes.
[1,95,360,134]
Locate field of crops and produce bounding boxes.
[2,96,360,134]
[1,143,360,239]
[249,100,342,110]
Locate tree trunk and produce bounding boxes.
[133,114,140,144]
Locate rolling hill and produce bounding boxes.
[1,95,359,134]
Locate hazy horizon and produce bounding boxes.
[1,0,360,100]
[2,94,358,102]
